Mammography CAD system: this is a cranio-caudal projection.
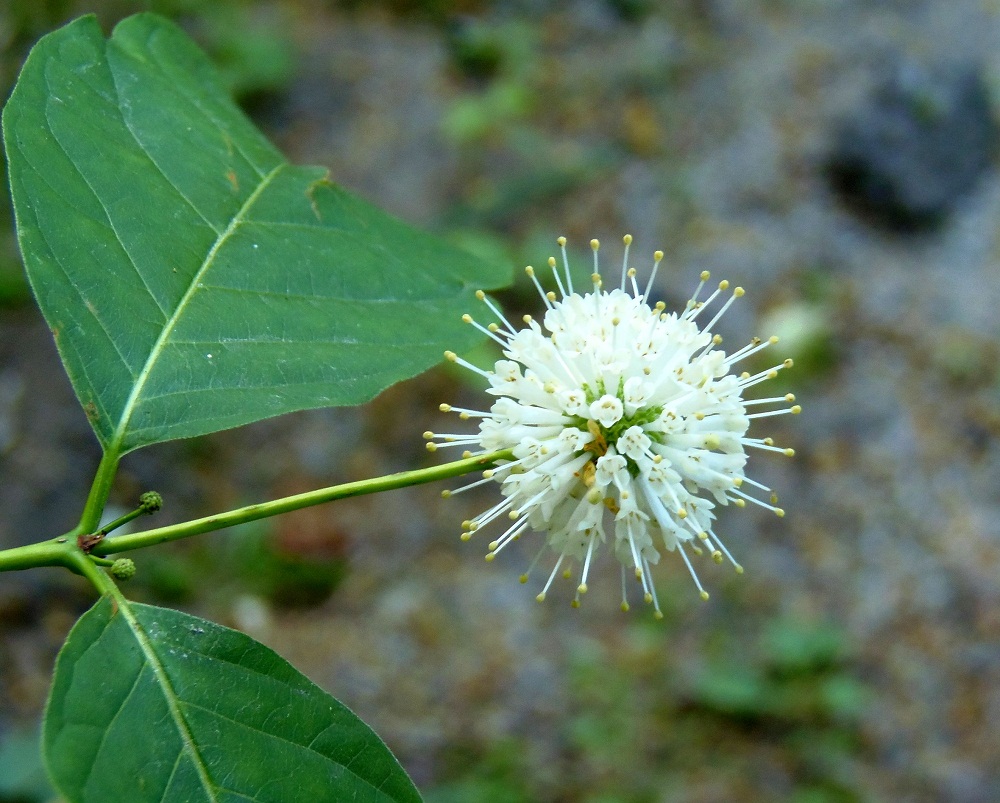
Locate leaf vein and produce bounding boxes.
[109,161,286,455]
[42,101,173,320]
[79,660,146,792]
[179,699,380,791]
[117,600,221,803]
[157,748,186,803]
[141,27,273,182]
[20,139,154,377]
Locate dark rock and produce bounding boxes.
[825,62,998,231]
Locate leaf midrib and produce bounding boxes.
[112,595,219,803]
[108,162,285,456]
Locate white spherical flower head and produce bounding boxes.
[428,235,799,617]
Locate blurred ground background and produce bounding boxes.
[2,0,1000,801]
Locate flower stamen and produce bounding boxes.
[435,235,797,612]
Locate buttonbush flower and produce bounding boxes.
[426,236,798,616]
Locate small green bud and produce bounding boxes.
[139,491,162,513]
[110,558,136,580]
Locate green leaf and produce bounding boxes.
[3,13,507,457]
[44,596,421,803]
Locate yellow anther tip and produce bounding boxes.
[621,602,630,612]
[482,469,494,478]
[440,490,451,498]
[460,532,471,541]
[422,430,434,439]
[519,574,529,584]
[444,350,457,361]
[735,565,745,575]
[484,553,496,562]
[700,270,711,280]
[775,508,786,518]
[571,599,581,608]
[734,287,745,297]
[461,313,472,323]
[548,256,557,267]
[654,610,664,620]
[791,405,802,414]
[698,531,709,540]
[524,265,535,276]
[623,234,633,245]
[536,592,546,602]
[654,250,664,261]
[644,592,653,604]
[556,236,567,246]
[577,583,588,594]
[475,290,486,299]
[784,358,794,367]
[461,450,472,459]
[508,510,519,520]
[438,403,451,412]
[712,551,723,563]
[699,590,710,601]
[769,335,780,344]
[425,443,437,452]
[590,238,600,251]
[719,279,730,290]
[784,448,796,457]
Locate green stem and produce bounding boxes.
[0,537,78,573]
[93,450,511,557]
[65,548,118,597]
[77,450,121,535]
[0,532,113,575]
[98,505,148,536]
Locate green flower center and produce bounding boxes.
[569,381,664,474]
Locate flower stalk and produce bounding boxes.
[0,451,511,577]
[91,450,510,557]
